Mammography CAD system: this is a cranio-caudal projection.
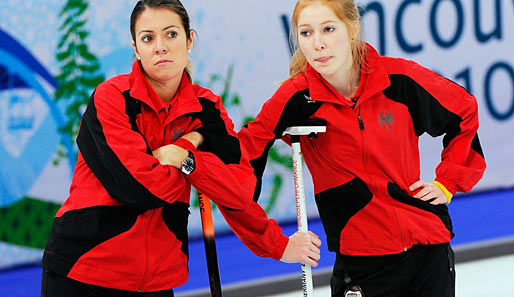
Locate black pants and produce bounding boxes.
[331,243,455,297]
[41,269,174,297]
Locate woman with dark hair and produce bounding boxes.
[40,1,319,296]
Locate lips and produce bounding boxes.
[155,59,172,66]
[315,56,332,63]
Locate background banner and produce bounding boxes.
[0,0,512,269]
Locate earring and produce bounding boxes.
[188,49,191,53]
[136,56,141,60]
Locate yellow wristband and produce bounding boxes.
[432,181,452,204]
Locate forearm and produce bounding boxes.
[219,201,288,260]
[186,151,255,210]
[153,132,204,168]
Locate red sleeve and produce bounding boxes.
[434,92,486,194]
[219,202,289,260]
[77,83,187,210]
[238,82,322,200]
[183,96,256,210]
[186,149,255,210]
[223,82,320,259]
[394,60,487,194]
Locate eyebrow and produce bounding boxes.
[137,25,180,36]
[298,20,338,27]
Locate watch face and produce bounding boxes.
[181,155,195,175]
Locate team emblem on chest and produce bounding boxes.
[379,110,394,131]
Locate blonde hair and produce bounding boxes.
[287,0,367,81]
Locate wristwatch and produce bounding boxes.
[181,150,196,175]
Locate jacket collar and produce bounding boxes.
[128,61,202,118]
[357,44,391,104]
[304,43,390,106]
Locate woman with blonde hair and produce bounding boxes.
[237,0,486,296]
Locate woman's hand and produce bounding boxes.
[152,144,188,169]
[409,180,449,205]
[280,231,321,267]
[152,132,204,169]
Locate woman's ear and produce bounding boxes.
[187,30,194,52]
[132,40,140,60]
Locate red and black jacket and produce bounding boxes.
[236,44,486,257]
[42,61,255,291]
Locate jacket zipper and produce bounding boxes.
[162,105,172,145]
[138,211,155,291]
[357,105,407,252]
[394,209,407,252]
[163,126,168,145]
[357,105,374,196]
[357,105,364,131]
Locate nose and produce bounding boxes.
[313,34,325,51]
[154,37,168,55]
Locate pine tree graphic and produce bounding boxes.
[53,0,104,164]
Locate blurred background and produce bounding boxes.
[0,0,513,296]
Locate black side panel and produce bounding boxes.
[248,89,323,201]
[383,74,462,137]
[42,205,140,275]
[194,98,241,165]
[471,133,484,158]
[77,90,165,211]
[383,74,484,158]
[387,182,454,238]
[249,140,275,202]
[315,177,373,252]
[161,202,190,260]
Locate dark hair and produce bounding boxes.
[130,0,193,78]
[130,0,191,42]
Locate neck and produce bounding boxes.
[145,74,182,103]
[325,68,360,100]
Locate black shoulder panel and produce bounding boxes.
[194,97,241,165]
[249,89,322,201]
[382,74,462,138]
[77,90,166,211]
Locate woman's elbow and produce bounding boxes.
[235,176,256,210]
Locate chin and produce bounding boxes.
[315,67,335,77]
[154,69,181,80]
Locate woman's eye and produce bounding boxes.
[300,30,310,37]
[325,27,335,33]
[142,35,152,43]
[167,31,177,38]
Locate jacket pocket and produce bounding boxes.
[315,177,373,252]
[387,182,453,238]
